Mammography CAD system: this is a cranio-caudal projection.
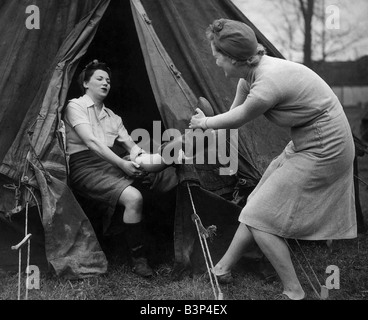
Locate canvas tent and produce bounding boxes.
[1,0,296,279]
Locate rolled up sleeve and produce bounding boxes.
[64,102,91,128]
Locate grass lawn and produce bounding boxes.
[1,231,367,301]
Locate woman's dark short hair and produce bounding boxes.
[78,60,111,93]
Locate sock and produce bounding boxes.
[124,222,146,258]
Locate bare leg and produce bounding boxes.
[213,223,255,275]
[250,227,305,300]
[119,186,143,223]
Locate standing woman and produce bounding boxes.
[190,19,357,300]
[64,60,153,278]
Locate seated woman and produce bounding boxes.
[63,60,166,278]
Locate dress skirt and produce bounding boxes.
[69,150,134,234]
[239,111,357,240]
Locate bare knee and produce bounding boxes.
[119,186,143,212]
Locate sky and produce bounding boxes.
[231,0,368,62]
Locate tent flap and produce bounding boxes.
[32,164,107,278]
[0,0,105,179]
[0,0,111,278]
[131,0,198,134]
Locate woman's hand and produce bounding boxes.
[189,108,208,130]
[130,145,146,162]
[119,159,147,178]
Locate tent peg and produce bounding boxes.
[320,285,329,300]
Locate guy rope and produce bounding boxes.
[4,142,42,300]
[5,181,33,300]
[186,183,224,300]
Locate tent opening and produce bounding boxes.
[63,1,177,261]
[66,0,163,138]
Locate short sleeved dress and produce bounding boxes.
[238,56,357,240]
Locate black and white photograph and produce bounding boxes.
[0,0,367,310]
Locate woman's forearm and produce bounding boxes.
[207,106,248,129]
[86,138,126,168]
[207,95,272,130]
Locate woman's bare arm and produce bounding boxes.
[74,123,142,176]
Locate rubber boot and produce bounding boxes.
[158,97,216,164]
[197,97,215,116]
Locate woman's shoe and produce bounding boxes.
[275,293,290,300]
[211,269,234,284]
[274,293,306,300]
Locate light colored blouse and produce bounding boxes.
[64,94,133,155]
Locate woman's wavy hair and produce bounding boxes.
[78,60,111,93]
[242,44,267,67]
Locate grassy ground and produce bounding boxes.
[1,232,367,301]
